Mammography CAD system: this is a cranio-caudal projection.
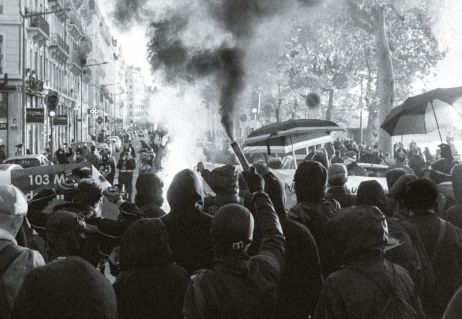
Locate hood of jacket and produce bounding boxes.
[167,169,203,211]
[120,218,172,269]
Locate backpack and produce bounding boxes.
[348,263,420,319]
[0,244,23,319]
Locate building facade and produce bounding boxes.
[0,0,131,156]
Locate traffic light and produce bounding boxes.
[45,90,59,117]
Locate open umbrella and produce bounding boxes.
[381,86,462,142]
[243,119,344,166]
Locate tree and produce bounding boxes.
[346,0,444,151]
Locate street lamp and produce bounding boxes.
[19,3,70,153]
[80,61,108,141]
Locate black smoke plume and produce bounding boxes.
[115,0,321,140]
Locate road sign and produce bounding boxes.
[53,115,68,126]
[26,108,45,123]
[306,93,321,109]
[96,116,103,124]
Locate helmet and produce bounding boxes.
[211,204,254,255]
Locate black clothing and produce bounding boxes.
[183,192,285,319]
[325,186,355,208]
[407,211,462,317]
[315,256,423,319]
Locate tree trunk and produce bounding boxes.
[325,88,334,121]
[374,7,394,153]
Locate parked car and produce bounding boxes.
[4,155,52,168]
[0,164,23,171]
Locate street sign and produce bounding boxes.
[96,116,103,124]
[0,122,7,130]
[26,108,45,123]
[306,92,321,109]
[53,115,68,126]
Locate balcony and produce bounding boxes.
[28,15,50,43]
[69,51,83,75]
[49,33,70,61]
[48,0,69,20]
[68,17,84,40]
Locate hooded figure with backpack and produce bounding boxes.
[404,178,462,318]
[183,167,285,319]
[288,160,340,276]
[315,205,423,319]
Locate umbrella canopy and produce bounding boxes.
[381,87,462,140]
[243,119,344,154]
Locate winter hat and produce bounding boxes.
[0,185,28,216]
[294,160,327,202]
[12,257,117,319]
[439,143,454,161]
[385,168,408,189]
[167,169,203,210]
[438,182,455,202]
[328,164,348,186]
[211,204,254,255]
[332,205,397,262]
[120,218,172,269]
[357,180,389,215]
[452,165,462,203]
[389,174,418,202]
[403,178,438,210]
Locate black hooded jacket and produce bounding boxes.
[160,169,214,274]
[442,165,462,228]
[183,192,285,319]
[113,219,190,319]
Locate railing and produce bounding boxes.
[29,15,50,37]
[68,17,83,36]
[50,33,70,55]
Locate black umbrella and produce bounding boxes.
[381,87,462,142]
[243,119,344,161]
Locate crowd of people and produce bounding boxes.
[2,136,462,318]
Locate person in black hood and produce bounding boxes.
[134,173,166,218]
[114,219,190,319]
[442,165,462,228]
[315,206,423,319]
[356,180,434,298]
[12,257,117,319]
[404,178,462,318]
[160,169,214,274]
[183,167,285,319]
[262,171,323,319]
[288,160,340,276]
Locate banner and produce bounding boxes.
[8,163,110,201]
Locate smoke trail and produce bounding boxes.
[114,0,321,140]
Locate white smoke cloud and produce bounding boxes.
[147,84,209,210]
